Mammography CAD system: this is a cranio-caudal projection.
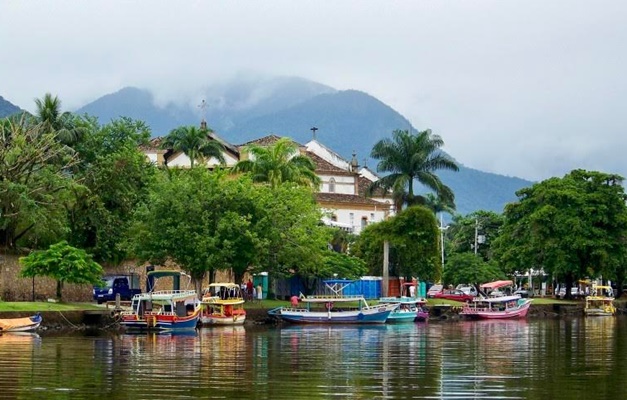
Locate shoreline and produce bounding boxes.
[3,301,624,332]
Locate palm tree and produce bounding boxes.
[161,125,225,168]
[233,137,320,188]
[367,129,459,210]
[34,93,84,145]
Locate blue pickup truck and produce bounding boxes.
[93,274,142,304]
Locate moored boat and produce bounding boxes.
[119,270,200,331]
[0,313,42,332]
[460,295,532,319]
[200,283,247,326]
[268,280,398,324]
[379,296,429,323]
[584,284,615,316]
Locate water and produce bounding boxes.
[1,317,626,399]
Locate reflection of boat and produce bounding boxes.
[584,284,616,316]
[200,283,247,326]
[120,270,200,331]
[460,295,532,319]
[268,281,398,324]
[378,297,429,323]
[0,313,42,332]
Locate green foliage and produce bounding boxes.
[321,251,368,280]
[493,169,627,290]
[161,125,225,168]
[19,240,103,300]
[64,116,156,263]
[352,206,440,281]
[442,253,505,287]
[447,211,504,262]
[233,137,320,188]
[0,116,79,248]
[368,129,459,211]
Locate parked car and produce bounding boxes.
[513,288,533,298]
[93,274,141,304]
[557,287,585,299]
[426,284,444,298]
[456,284,478,297]
[433,289,474,302]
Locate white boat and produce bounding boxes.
[268,281,398,324]
[0,313,42,332]
[584,285,616,316]
[460,295,532,319]
[200,283,247,326]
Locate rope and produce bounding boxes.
[57,311,80,329]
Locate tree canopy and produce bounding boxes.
[20,240,103,300]
[492,169,627,294]
[367,129,459,211]
[233,137,320,188]
[161,125,225,168]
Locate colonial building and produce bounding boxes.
[143,131,394,234]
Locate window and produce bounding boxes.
[329,178,336,193]
[331,214,337,222]
[349,213,354,227]
[361,217,368,229]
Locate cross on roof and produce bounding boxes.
[310,126,318,140]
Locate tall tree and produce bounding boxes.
[20,241,103,301]
[492,169,627,298]
[233,137,320,189]
[34,93,85,145]
[65,116,156,263]
[0,116,79,248]
[352,206,440,282]
[367,129,459,210]
[160,125,225,168]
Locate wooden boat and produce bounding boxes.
[379,296,429,323]
[460,295,532,319]
[120,270,200,331]
[200,283,247,326]
[268,281,398,324]
[0,313,42,332]
[584,285,616,316]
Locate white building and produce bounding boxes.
[143,131,394,234]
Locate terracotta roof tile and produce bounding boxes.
[315,192,384,207]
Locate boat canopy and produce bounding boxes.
[207,282,240,289]
[480,280,514,290]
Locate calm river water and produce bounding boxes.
[1,317,626,399]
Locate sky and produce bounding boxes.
[1,1,626,182]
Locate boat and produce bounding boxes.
[584,284,616,316]
[0,313,42,332]
[200,283,247,326]
[120,270,200,331]
[460,295,532,319]
[268,280,399,324]
[378,296,429,323]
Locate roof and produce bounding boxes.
[480,280,514,289]
[307,151,354,175]
[237,134,302,148]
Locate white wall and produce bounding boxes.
[318,174,355,195]
[323,207,388,235]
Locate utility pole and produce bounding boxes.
[474,218,478,255]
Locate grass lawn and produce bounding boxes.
[0,301,103,312]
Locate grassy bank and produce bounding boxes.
[0,301,102,312]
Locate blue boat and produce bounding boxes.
[268,280,398,324]
[379,297,429,323]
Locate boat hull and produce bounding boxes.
[200,314,246,325]
[0,314,42,332]
[270,304,397,324]
[461,299,532,320]
[121,311,199,331]
[386,311,420,323]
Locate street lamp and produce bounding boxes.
[439,214,449,270]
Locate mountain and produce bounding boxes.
[0,96,22,118]
[8,76,533,215]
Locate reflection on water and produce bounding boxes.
[0,318,627,399]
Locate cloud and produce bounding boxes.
[1,1,626,181]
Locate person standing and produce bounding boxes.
[256,284,263,302]
[246,279,253,300]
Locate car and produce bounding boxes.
[426,284,444,298]
[557,287,585,299]
[456,284,478,297]
[433,289,474,302]
[93,274,142,304]
[513,288,533,298]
